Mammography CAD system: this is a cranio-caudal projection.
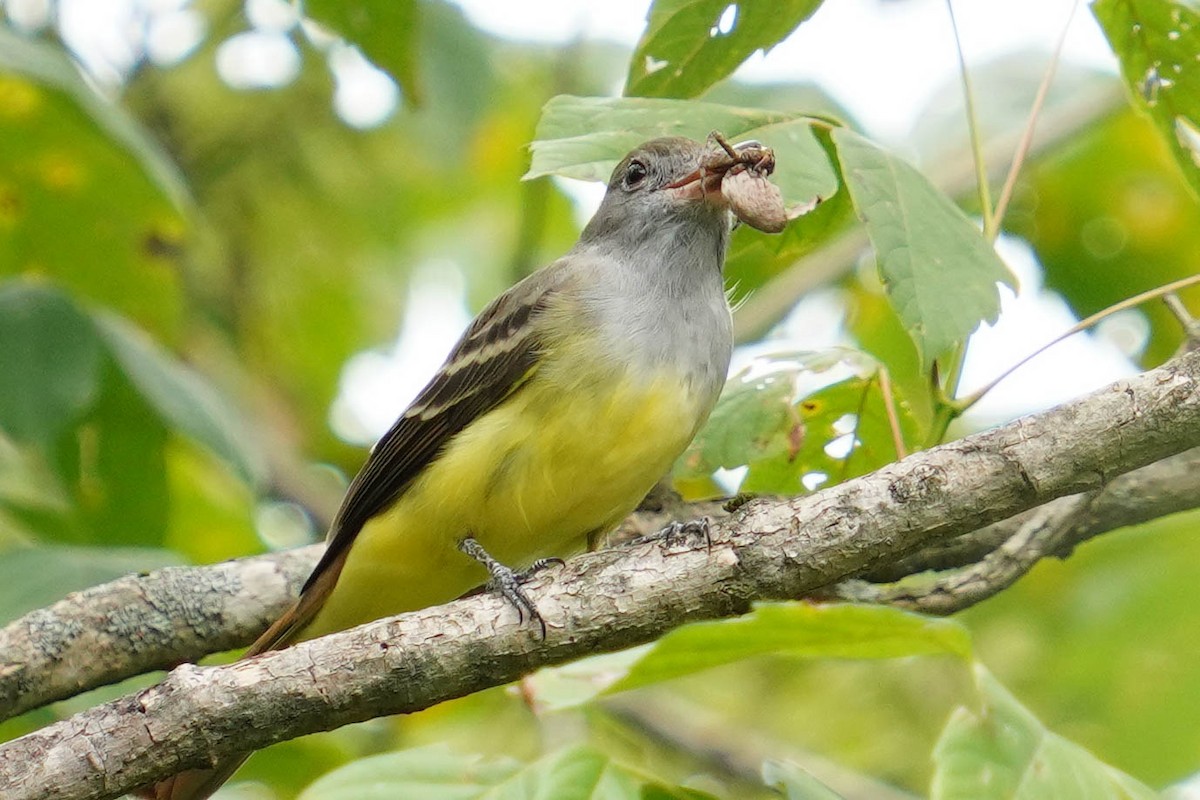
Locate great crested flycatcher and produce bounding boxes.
[149,135,779,800]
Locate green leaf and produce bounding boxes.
[1092,0,1200,198]
[298,744,715,800]
[625,0,826,99]
[842,282,933,433]
[0,543,183,625]
[305,0,421,106]
[0,282,101,445]
[831,127,1015,366]
[676,353,807,477]
[741,372,917,494]
[762,761,847,800]
[527,95,838,208]
[527,96,849,339]
[92,312,264,486]
[81,366,171,546]
[0,433,70,529]
[297,744,520,800]
[0,28,188,337]
[606,603,972,696]
[932,665,1159,800]
[674,348,917,496]
[525,647,654,713]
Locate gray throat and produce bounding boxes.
[575,213,734,407]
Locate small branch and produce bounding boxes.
[0,350,1198,800]
[945,0,995,237]
[1165,292,1200,353]
[833,491,1099,614]
[861,446,1200,582]
[959,272,1200,411]
[926,343,968,448]
[877,366,908,459]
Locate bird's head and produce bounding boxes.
[580,135,768,247]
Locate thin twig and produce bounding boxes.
[960,273,1200,410]
[877,366,908,459]
[945,0,994,237]
[831,492,1100,614]
[992,0,1080,233]
[1164,292,1200,353]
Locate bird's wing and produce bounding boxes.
[248,267,569,653]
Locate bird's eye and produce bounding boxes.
[623,159,648,189]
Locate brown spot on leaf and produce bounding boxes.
[0,184,22,227]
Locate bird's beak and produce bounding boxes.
[665,139,775,208]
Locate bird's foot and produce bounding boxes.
[458,537,560,638]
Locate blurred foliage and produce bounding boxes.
[0,0,1198,798]
[1007,111,1200,366]
[933,666,1158,800]
[298,743,721,800]
[305,0,422,106]
[0,28,188,338]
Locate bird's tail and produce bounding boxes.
[137,758,252,800]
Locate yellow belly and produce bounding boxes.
[302,368,707,640]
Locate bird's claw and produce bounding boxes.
[459,537,560,639]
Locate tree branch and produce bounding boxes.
[0,350,1198,800]
[860,445,1200,583]
[0,494,729,723]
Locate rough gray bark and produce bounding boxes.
[0,350,1197,800]
[0,547,317,722]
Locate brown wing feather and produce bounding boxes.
[277,267,570,634]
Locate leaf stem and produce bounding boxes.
[878,366,908,459]
[946,0,994,238]
[926,342,968,448]
[992,0,1079,235]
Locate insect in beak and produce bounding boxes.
[665,131,777,204]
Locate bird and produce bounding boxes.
[147,134,771,800]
